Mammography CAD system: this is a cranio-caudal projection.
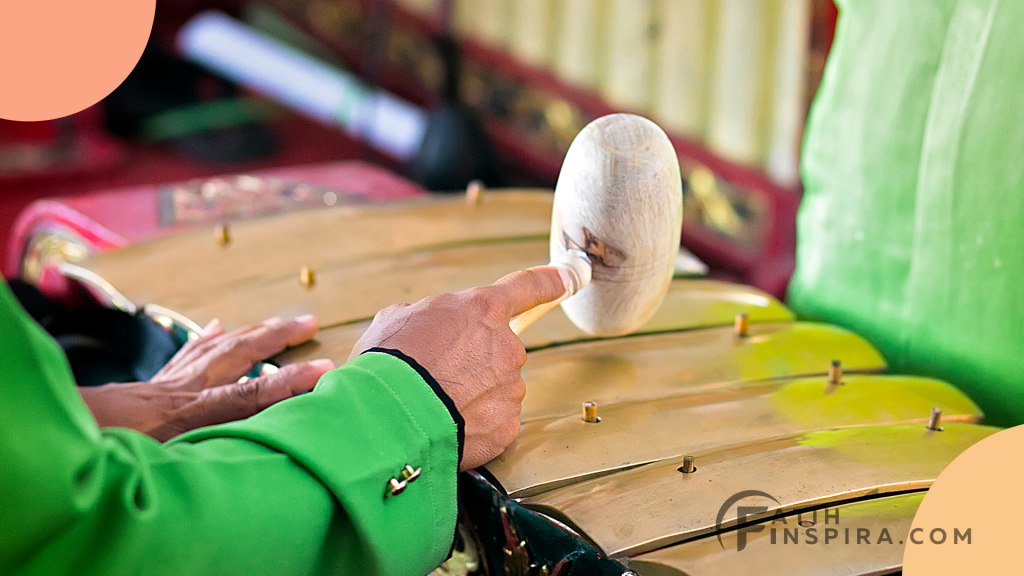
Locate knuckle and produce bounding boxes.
[374,303,410,324]
[226,338,261,360]
[425,292,458,311]
[232,379,261,404]
[221,338,245,355]
[181,363,201,382]
[195,369,214,391]
[468,288,504,320]
[496,342,527,376]
[509,269,545,296]
[368,310,388,328]
[189,339,219,358]
[512,380,527,403]
[511,342,528,367]
[431,292,455,304]
[166,391,198,412]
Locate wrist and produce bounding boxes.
[79,381,179,440]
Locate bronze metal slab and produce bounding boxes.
[488,376,982,498]
[630,492,924,576]
[84,190,553,321]
[274,279,794,365]
[273,321,367,365]
[521,423,998,558]
[130,238,550,329]
[519,322,886,422]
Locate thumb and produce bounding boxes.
[488,266,573,319]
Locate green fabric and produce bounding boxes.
[0,281,459,575]
[789,0,1024,426]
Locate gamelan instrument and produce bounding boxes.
[66,119,993,576]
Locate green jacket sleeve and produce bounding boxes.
[788,0,1024,426]
[0,281,460,576]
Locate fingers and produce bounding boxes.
[201,315,319,384]
[258,314,321,347]
[189,359,334,427]
[155,318,225,374]
[487,266,573,319]
[155,315,321,390]
[459,378,526,471]
[202,318,225,337]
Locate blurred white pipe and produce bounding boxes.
[176,11,427,161]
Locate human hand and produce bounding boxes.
[80,315,334,442]
[350,266,571,470]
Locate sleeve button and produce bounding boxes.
[385,477,407,498]
[400,464,421,483]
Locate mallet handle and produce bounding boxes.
[510,294,569,335]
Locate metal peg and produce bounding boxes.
[734,313,749,337]
[400,464,421,483]
[582,401,600,423]
[299,266,316,288]
[679,455,696,474]
[828,359,842,385]
[215,224,230,246]
[927,408,943,431]
[465,180,484,206]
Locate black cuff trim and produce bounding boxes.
[362,348,465,468]
[362,347,466,559]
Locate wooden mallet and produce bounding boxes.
[509,113,683,337]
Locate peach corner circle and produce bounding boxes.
[904,424,1024,574]
[0,0,156,121]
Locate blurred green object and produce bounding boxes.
[140,98,276,142]
[789,0,1024,426]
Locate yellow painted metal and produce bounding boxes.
[85,190,554,322]
[521,423,998,558]
[274,279,794,365]
[519,322,886,422]
[630,493,925,576]
[487,376,982,498]
[518,280,793,350]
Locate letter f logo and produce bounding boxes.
[735,506,768,551]
[716,490,781,551]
